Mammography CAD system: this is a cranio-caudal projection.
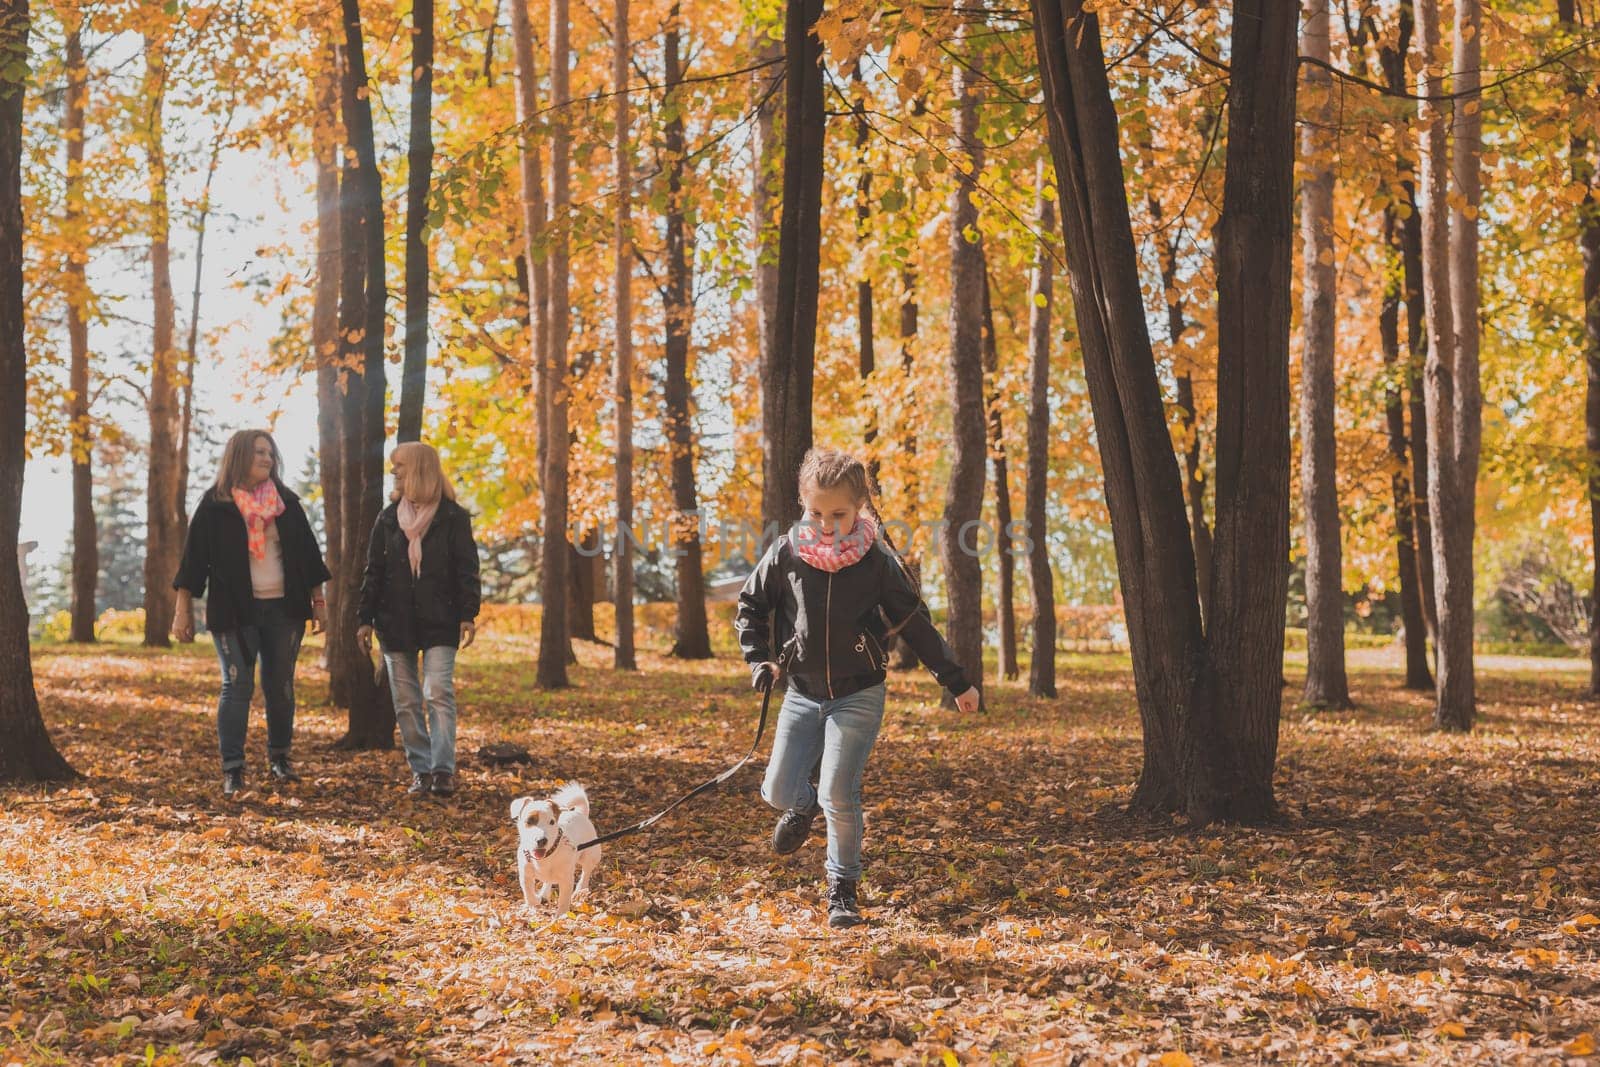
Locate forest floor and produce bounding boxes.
[3,634,1599,1066]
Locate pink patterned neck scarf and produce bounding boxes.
[793,513,878,573]
[232,479,286,561]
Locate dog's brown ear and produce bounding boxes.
[541,800,561,824]
[509,797,533,823]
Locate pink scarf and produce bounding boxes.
[793,512,878,573]
[232,480,285,561]
[397,497,439,578]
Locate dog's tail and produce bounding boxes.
[552,781,589,816]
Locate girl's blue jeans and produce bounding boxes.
[761,681,887,882]
[211,597,303,772]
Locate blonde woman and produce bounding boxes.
[357,443,481,797]
[173,430,330,797]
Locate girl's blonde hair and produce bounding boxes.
[797,447,873,505]
[212,429,282,500]
[391,441,457,505]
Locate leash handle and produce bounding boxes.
[574,677,775,852]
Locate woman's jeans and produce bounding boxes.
[211,598,304,772]
[382,645,459,776]
[761,681,887,882]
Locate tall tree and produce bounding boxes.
[397,0,433,445]
[0,0,75,783]
[663,3,711,660]
[536,0,573,688]
[942,4,988,709]
[613,0,636,670]
[140,28,182,648]
[509,0,549,490]
[63,16,95,644]
[982,273,1018,681]
[1560,0,1600,695]
[1030,0,1298,823]
[761,0,823,541]
[333,0,393,747]
[1025,174,1057,698]
[1373,1,1435,690]
[1299,0,1350,708]
[891,263,922,670]
[1415,0,1481,731]
[313,33,346,698]
[852,60,877,483]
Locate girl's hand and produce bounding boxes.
[751,661,781,691]
[460,621,477,650]
[356,624,374,655]
[171,604,195,644]
[310,600,327,635]
[954,686,980,713]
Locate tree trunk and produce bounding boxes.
[1559,0,1600,696]
[761,0,822,543]
[536,0,572,687]
[1377,0,1435,689]
[663,9,711,660]
[1416,0,1477,731]
[1031,0,1295,824]
[752,25,780,436]
[1026,175,1056,698]
[397,0,433,445]
[891,264,922,670]
[1381,206,1434,690]
[981,273,1018,681]
[314,35,346,697]
[64,21,95,644]
[1298,0,1350,709]
[613,0,636,670]
[853,61,878,484]
[1146,189,1214,625]
[942,7,987,709]
[510,0,549,502]
[0,0,75,783]
[141,32,182,648]
[333,0,394,746]
[567,527,598,641]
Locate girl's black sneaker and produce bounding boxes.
[827,878,864,928]
[772,799,821,854]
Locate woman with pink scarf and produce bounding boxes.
[357,442,481,798]
[735,448,980,928]
[173,430,330,797]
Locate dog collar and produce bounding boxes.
[531,825,566,860]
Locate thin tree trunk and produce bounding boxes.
[314,35,346,697]
[982,273,1017,681]
[397,0,433,445]
[853,60,878,485]
[1416,0,1476,731]
[761,0,822,543]
[663,8,710,660]
[1378,0,1436,686]
[141,32,181,648]
[333,0,394,746]
[1145,189,1214,625]
[536,0,572,687]
[613,0,636,670]
[1025,175,1056,698]
[510,0,549,498]
[1299,0,1350,709]
[891,266,921,670]
[1381,205,1434,690]
[752,27,781,482]
[0,0,75,783]
[942,5,987,709]
[568,527,598,641]
[1559,0,1600,696]
[64,21,95,644]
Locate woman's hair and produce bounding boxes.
[212,430,283,500]
[391,441,457,505]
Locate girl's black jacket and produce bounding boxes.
[735,528,973,703]
[172,483,331,633]
[358,500,482,652]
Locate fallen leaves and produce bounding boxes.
[2,640,1599,1065]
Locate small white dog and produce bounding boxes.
[509,782,602,916]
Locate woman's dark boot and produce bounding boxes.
[827,877,864,928]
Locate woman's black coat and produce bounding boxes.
[172,482,331,633]
[358,500,482,652]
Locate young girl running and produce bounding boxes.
[736,447,981,928]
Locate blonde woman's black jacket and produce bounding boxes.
[358,500,482,652]
[735,529,973,703]
[172,483,331,633]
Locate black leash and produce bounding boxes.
[574,678,775,852]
